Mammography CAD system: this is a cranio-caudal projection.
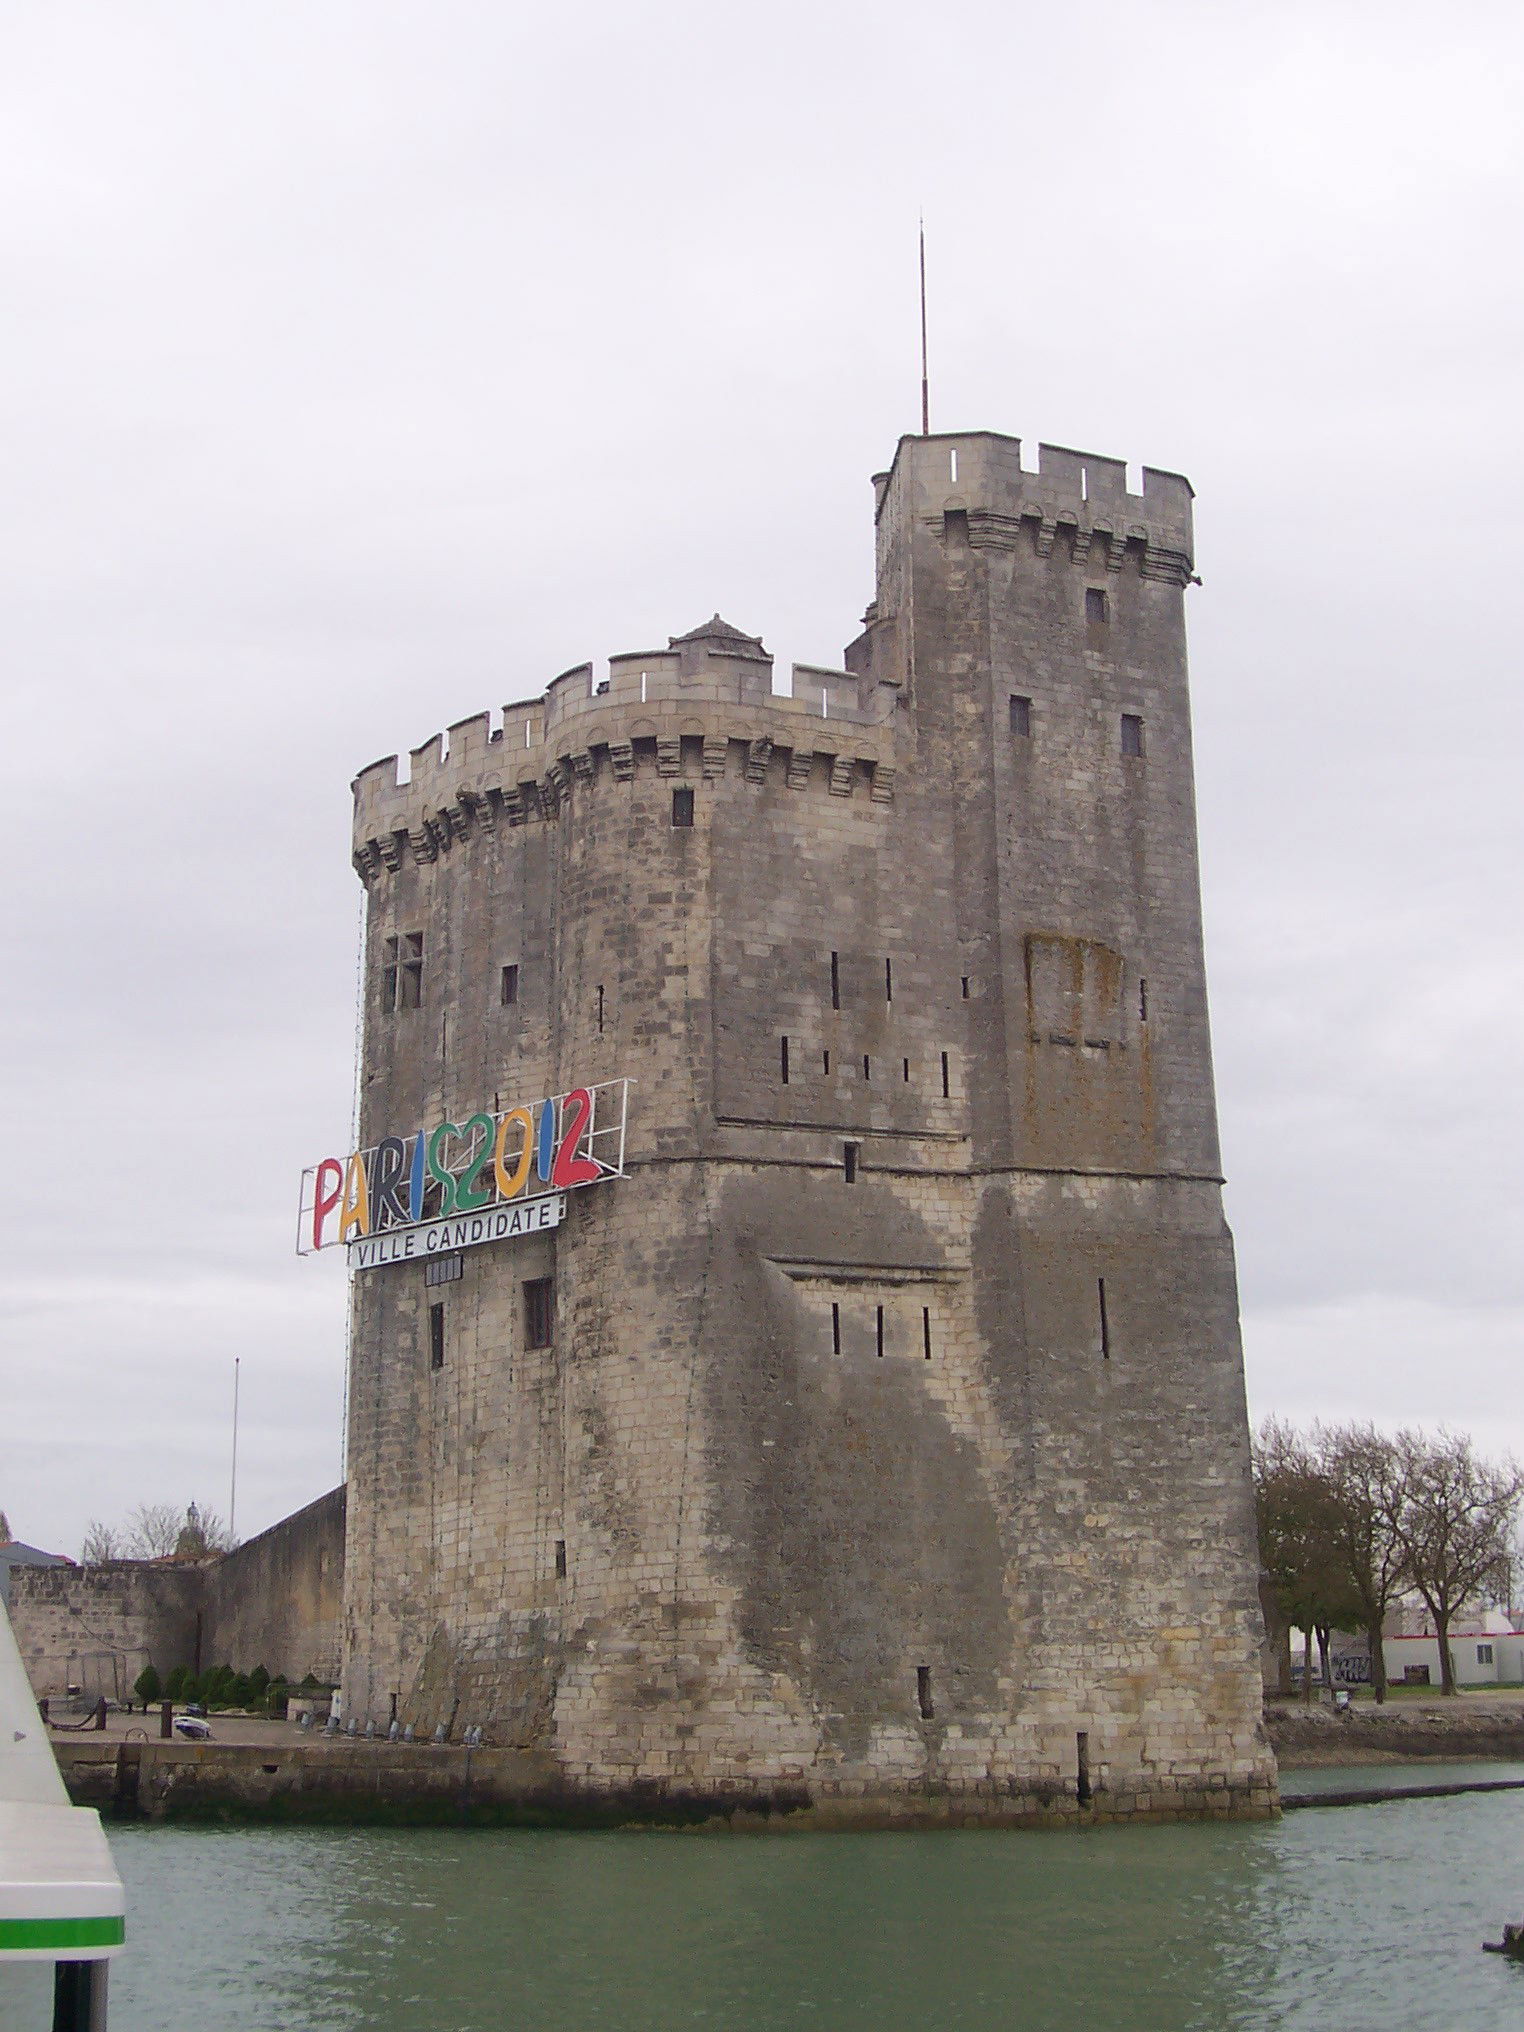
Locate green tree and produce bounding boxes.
[1254,1419,1361,1700]
[133,1665,163,1711]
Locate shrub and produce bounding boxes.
[133,1665,162,1710]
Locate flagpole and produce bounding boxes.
[229,1357,240,1544]
[919,216,930,437]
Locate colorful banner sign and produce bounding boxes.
[299,1076,629,1266]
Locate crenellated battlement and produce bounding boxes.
[873,431,1195,587]
[351,616,901,882]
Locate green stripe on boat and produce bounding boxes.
[0,1915,125,1951]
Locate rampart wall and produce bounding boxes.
[9,1487,346,1700]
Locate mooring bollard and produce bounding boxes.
[94,1697,108,1732]
[160,1699,173,1739]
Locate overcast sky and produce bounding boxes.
[3,1,1519,1559]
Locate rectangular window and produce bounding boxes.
[780,1036,790,1085]
[922,1307,932,1360]
[1086,587,1110,626]
[1121,713,1144,758]
[384,932,424,1012]
[862,1054,871,1081]
[884,957,893,1002]
[424,1253,463,1288]
[843,1141,860,1184]
[961,976,970,1000]
[1076,1731,1092,1805]
[1098,1277,1111,1360]
[822,1049,831,1075]
[831,1302,841,1356]
[555,1540,567,1579]
[428,1303,445,1371]
[902,1058,911,1082]
[523,1277,555,1349]
[1139,977,1148,1024]
[830,951,840,1010]
[917,1665,934,1719]
[500,963,519,1006]
[596,983,605,1033]
[875,1304,885,1358]
[940,1051,951,1099]
[1009,694,1031,738]
[671,786,694,827]
[1478,1644,1494,1665]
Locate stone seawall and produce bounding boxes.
[54,1740,1274,1830]
[1268,1701,1524,1766]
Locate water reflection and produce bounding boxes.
[106,1796,1524,2032]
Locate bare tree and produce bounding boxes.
[80,1520,124,1564]
[1381,1430,1524,1695]
[1317,1423,1409,1704]
[124,1503,183,1559]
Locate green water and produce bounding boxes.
[11,1791,1524,2031]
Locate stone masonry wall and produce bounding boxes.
[10,1488,346,1701]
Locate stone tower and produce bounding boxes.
[337,429,1275,1823]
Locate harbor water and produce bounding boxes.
[6,1782,1524,2031]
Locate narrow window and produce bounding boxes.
[1138,977,1148,1024]
[1121,713,1144,758]
[1009,694,1031,738]
[428,1303,445,1372]
[1086,587,1110,626]
[780,1036,790,1085]
[401,930,423,1009]
[940,1051,950,1098]
[1478,1644,1494,1665]
[523,1277,555,1349]
[949,447,958,483]
[917,1666,934,1719]
[822,1048,831,1075]
[831,1302,841,1356]
[843,1141,860,1184]
[884,957,893,1002]
[382,934,399,1013]
[862,1054,871,1081]
[922,1307,932,1360]
[672,786,694,826]
[902,1058,910,1082]
[555,1540,567,1579]
[875,1305,885,1357]
[1098,1278,1111,1360]
[830,951,840,1010]
[961,976,970,1000]
[500,963,519,1006]
[596,983,605,1033]
[1076,1731,1092,1805]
